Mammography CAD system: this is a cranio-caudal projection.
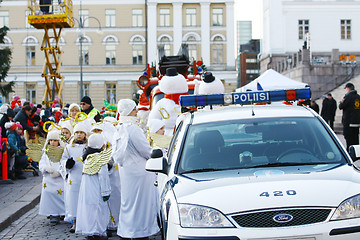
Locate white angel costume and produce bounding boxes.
[39,131,65,217]
[148,68,188,136]
[59,124,87,222]
[112,99,159,238]
[76,135,112,237]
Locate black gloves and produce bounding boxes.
[66,157,75,169]
[102,195,110,202]
[107,162,113,171]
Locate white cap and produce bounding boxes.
[47,130,61,141]
[73,123,88,135]
[88,133,105,149]
[4,122,13,130]
[117,99,136,116]
[103,116,117,125]
[69,103,80,112]
[61,121,73,135]
[91,123,103,132]
[148,119,165,133]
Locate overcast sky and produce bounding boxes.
[235,0,263,39]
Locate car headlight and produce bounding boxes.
[178,203,234,228]
[331,194,360,220]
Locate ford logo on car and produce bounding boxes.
[273,214,294,223]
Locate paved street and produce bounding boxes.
[0,205,161,240]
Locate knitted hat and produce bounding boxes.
[88,133,105,149]
[16,123,22,129]
[148,119,165,133]
[4,122,13,130]
[47,130,61,141]
[117,99,136,116]
[103,116,117,125]
[6,108,15,118]
[91,123,103,132]
[73,123,88,135]
[10,122,17,131]
[61,121,73,135]
[81,96,92,105]
[69,103,80,112]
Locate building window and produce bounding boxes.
[159,36,171,56]
[187,36,197,60]
[212,8,223,26]
[132,45,143,65]
[0,11,9,28]
[79,45,89,65]
[83,83,89,97]
[341,19,351,40]
[298,19,309,40]
[132,9,143,27]
[105,9,116,28]
[212,36,224,64]
[106,84,116,104]
[26,46,36,66]
[79,10,89,27]
[186,8,196,27]
[26,85,36,103]
[159,8,170,27]
[106,45,116,65]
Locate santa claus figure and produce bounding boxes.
[148,67,188,136]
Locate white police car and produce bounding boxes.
[146,88,360,240]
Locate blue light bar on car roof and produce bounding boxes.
[179,88,312,107]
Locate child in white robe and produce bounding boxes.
[76,133,111,239]
[59,123,88,233]
[38,130,65,224]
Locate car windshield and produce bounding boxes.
[178,117,346,174]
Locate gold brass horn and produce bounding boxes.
[75,112,88,122]
[43,121,62,133]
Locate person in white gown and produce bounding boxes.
[59,123,88,233]
[76,133,112,239]
[112,99,159,239]
[38,130,65,224]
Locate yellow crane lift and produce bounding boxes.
[27,0,74,106]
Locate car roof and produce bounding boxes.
[190,105,316,125]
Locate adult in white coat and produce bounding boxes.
[59,123,88,233]
[148,68,188,136]
[38,130,65,224]
[112,99,159,239]
[76,134,111,239]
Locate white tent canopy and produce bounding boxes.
[236,69,309,92]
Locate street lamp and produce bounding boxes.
[72,16,101,101]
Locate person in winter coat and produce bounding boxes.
[0,108,15,139]
[80,96,101,122]
[13,105,39,136]
[59,123,88,233]
[38,130,65,224]
[321,93,337,130]
[339,83,360,150]
[112,99,159,239]
[76,133,111,239]
[6,122,28,179]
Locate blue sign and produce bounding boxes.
[232,91,269,104]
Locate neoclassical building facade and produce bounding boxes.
[1,0,236,109]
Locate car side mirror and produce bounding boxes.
[146,149,169,175]
[349,145,360,162]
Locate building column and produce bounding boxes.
[201,2,210,66]
[173,2,183,55]
[226,1,235,70]
[147,2,157,63]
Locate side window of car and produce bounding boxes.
[167,121,184,164]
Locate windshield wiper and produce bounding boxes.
[250,162,327,168]
[181,168,221,174]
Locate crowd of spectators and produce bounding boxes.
[0,94,82,180]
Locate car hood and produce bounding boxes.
[174,164,360,214]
